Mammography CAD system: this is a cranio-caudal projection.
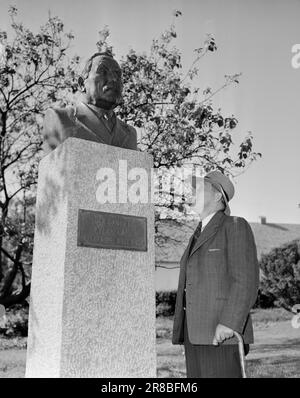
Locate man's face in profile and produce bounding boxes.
[190,178,217,215]
[84,56,123,107]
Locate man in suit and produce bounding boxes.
[172,171,259,378]
[42,51,137,153]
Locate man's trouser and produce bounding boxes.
[183,292,249,378]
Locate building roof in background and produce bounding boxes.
[155,218,300,264]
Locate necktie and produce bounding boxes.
[184,220,202,309]
[101,111,115,133]
[188,221,202,255]
[85,103,115,134]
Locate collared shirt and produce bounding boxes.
[188,212,217,257]
[200,211,217,232]
[183,211,217,307]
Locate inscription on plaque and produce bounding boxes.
[77,209,147,251]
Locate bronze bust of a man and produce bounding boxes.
[42,52,137,153]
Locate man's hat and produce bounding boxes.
[204,170,235,215]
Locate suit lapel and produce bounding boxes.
[111,118,128,147]
[189,211,225,258]
[179,234,194,268]
[75,103,113,144]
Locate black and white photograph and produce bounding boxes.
[0,0,300,381]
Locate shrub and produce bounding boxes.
[156,291,177,317]
[253,290,276,309]
[259,240,300,310]
[0,304,29,337]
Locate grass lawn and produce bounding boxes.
[1,308,299,378]
[157,308,300,378]
[0,338,27,378]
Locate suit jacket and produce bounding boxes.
[42,102,137,154]
[172,210,259,345]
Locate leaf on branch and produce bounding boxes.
[173,10,182,17]
[8,6,18,17]
[203,87,212,96]
[204,34,217,52]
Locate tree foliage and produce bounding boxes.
[0,8,261,306]
[115,13,261,174]
[0,7,80,307]
[100,11,261,220]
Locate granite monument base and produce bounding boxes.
[25,138,156,378]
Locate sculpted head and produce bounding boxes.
[79,52,123,110]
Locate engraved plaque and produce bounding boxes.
[77,209,147,251]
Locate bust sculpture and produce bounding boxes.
[42,52,137,153]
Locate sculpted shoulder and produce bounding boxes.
[43,106,138,152]
[117,117,137,135]
[116,117,138,150]
[44,106,76,128]
[42,106,76,153]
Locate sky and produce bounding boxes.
[1,0,300,224]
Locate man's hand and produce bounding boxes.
[213,324,234,346]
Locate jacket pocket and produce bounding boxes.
[203,249,226,273]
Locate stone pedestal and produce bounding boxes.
[26,138,156,378]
